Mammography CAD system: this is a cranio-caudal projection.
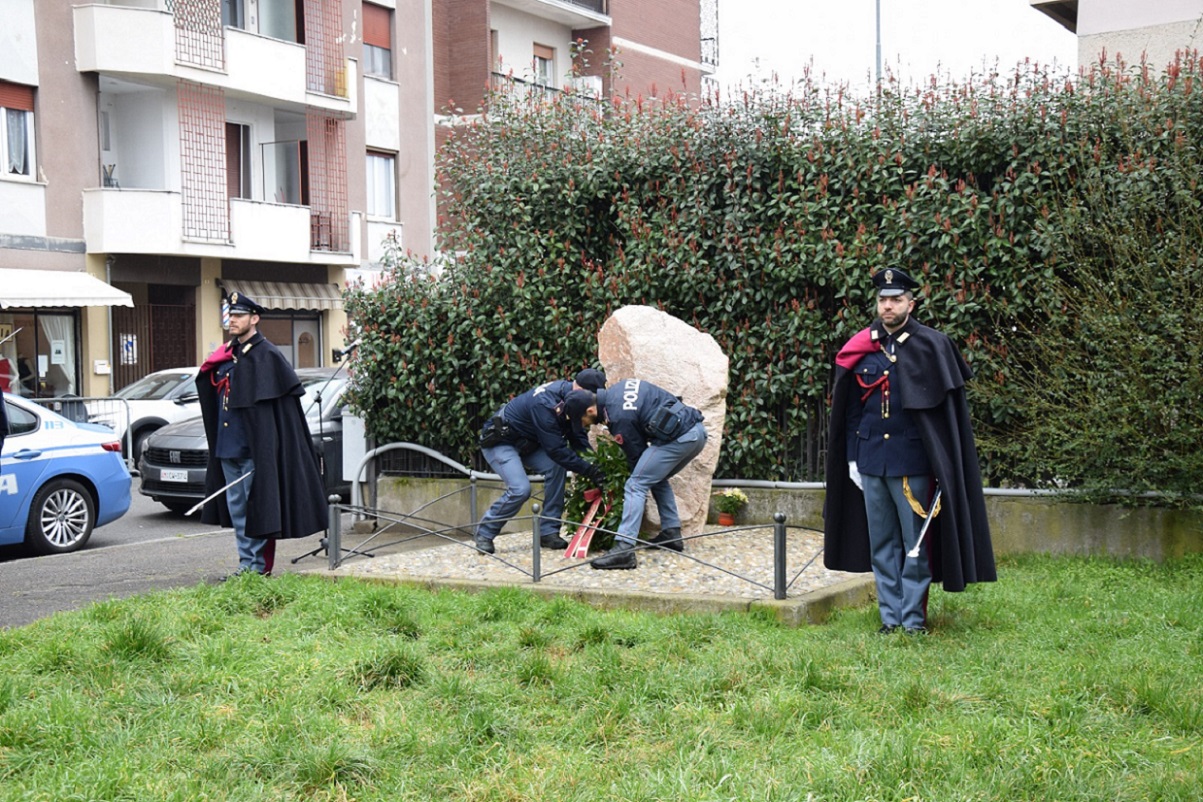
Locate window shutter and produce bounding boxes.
[0,81,35,111]
[363,3,391,48]
[533,44,554,62]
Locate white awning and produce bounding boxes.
[0,268,134,308]
[220,279,344,311]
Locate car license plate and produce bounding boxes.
[161,469,188,483]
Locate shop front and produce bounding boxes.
[0,267,134,400]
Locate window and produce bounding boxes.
[0,311,79,398]
[363,2,393,79]
[4,401,37,436]
[533,44,554,87]
[226,122,252,199]
[366,151,396,219]
[0,81,35,178]
[222,0,245,29]
[258,314,321,368]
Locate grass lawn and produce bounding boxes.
[1,553,1200,801]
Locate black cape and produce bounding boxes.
[823,318,996,592]
[196,333,327,540]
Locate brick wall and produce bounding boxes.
[432,0,490,114]
[610,49,701,98]
[574,0,703,99]
[612,0,702,62]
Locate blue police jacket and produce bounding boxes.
[499,380,594,473]
[213,359,251,459]
[597,378,703,466]
[844,324,932,478]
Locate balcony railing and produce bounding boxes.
[700,0,719,69]
[561,0,608,13]
[491,71,561,102]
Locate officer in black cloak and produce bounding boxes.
[824,268,996,633]
[196,292,326,576]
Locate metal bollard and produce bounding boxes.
[531,503,542,582]
[328,494,342,571]
[469,476,478,529]
[773,512,787,600]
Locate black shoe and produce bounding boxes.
[877,624,900,635]
[540,534,570,549]
[904,625,930,636]
[649,527,683,552]
[474,535,495,555]
[591,542,638,570]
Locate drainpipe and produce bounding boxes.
[105,254,116,395]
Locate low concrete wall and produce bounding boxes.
[372,478,1203,561]
[736,487,1203,561]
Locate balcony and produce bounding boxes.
[73,4,356,117]
[491,0,610,28]
[81,189,359,266]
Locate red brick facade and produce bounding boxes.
[432,0,491,115]
[433,0,706,110]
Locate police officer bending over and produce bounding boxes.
[562,378,706,570]
[474,370,607,554]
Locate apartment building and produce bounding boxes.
[0,0,714,399]
[436,0,718,119]
[0,0,421,398]
[1032,0,1203,70]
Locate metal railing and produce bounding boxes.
[327,443,826,599]
[558,0,608,14]
[30,396,135,469]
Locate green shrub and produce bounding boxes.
[344,55,1203,505]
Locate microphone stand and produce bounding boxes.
[291,341,374,563]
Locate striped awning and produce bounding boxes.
[0,267,134,308]
[220,280,344,311]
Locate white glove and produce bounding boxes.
[848,461,864,490]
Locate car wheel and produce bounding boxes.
[132,427,158,463]
[162,501,192,515]
[25,479,96,555]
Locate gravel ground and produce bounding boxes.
[337,524,860,602]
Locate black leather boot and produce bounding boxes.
[591,541,637,570]
[650,527,683,552]
[540,534,569,549]
[474,534,495,554]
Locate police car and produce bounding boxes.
[1,393,132,554]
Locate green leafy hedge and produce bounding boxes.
[345,55,1203,505]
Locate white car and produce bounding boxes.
[2,393,132,554]
[87,367,200,461]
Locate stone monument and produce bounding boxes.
[597,305,729,536]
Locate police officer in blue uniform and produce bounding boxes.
[825,267,995,634]
[844,268,934,632]
[562,378,706,570]
[474,370,608,554]
[203,293,270,575]
[197,291,327,578]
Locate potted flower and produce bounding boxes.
[713,487,749,526]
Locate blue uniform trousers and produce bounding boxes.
[616,421,707,546]
[222,456,273,574]
[477,444,565,542]
[861,473,933,629]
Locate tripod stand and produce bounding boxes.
[291,340,374,564]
